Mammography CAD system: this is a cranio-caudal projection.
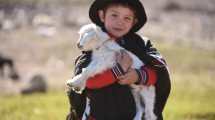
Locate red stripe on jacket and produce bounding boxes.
[144,66,157,86]
[86,69,117,89]
[86,66,157,89]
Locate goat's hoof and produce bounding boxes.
[74,87,81,91]
[72,87,83,94]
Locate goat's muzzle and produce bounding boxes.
[77,43,83,49]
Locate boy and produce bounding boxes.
[67,0,171,120]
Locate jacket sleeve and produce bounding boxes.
[135,40,169,86]
[86,62,158,88]
[135,65,157,86]
[86,63,125,89]
[86,69,117,89]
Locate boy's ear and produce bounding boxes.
[98,10,105,23]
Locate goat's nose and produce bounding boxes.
[77,43,83,49]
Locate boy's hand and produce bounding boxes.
[118,68,138,85]
[116,50,132,72]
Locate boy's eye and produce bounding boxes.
[111,14,118,17]
[124,17,133,22]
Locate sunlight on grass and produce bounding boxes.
[155,41,215,120]
[164,87,215,120]
[0,92,69,120]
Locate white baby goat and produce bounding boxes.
[67,24,156,120]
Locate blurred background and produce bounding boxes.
[0,0,214,120]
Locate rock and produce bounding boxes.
[21,74,47,94]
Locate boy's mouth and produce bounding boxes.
[113,28,123,32]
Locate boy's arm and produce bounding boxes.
[86,69,116,89]
[86,63,124,89]
[134,40,169,86]
[86,63,159,88]
[144,40,167,68]
[135,65,157,86]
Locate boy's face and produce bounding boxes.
[99,5,137,39]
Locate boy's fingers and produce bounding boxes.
[117,75,125,80]
[118,74,129,85]
[118,79,127,85]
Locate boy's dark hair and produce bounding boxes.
[89,0,147,32]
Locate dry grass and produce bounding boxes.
[0,27,80,92]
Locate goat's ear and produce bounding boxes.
[78,28,83,36]
[77,31,82,42]
[79,24,89,36]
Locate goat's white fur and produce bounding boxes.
[67,24,156,120]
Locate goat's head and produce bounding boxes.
[77,24,110,51]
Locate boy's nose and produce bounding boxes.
[116,18,124,26]
[116,19,123,25]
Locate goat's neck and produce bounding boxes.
[93,40,122,56]
[103,40,122,51]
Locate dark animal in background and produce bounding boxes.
[21,74,47,94]
[0,54,20,81]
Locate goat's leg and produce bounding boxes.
[132,88,145,120]
[67,72,88,93]
[140,86,157,120]
[67,60,101,93]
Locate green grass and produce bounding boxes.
[0,42,215,120]
[0,92,69,120]
[157,42,215,120]
[165,91,215,120]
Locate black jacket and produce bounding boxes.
[67,33,171,120]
